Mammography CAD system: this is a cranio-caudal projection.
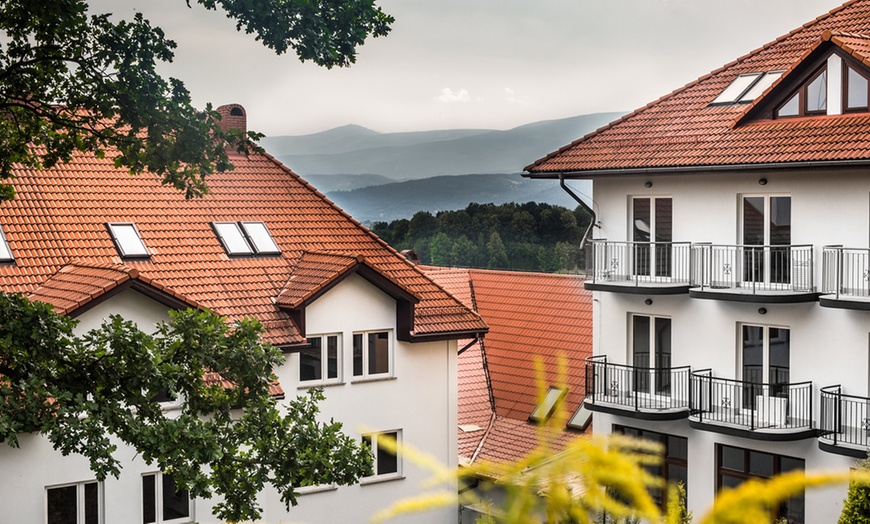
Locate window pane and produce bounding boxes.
[47,485,77,524]
[770,197,791,246]
[241,222,280,254]
[769,328,790,387]
[633,198,651,277]
[377,432,399,475]
[777,93,800,117]
[353,334,363,376]
[742,197,765,245]
[0,226,12,261]
[712,73,762,104]
[84,482,99,524]
[667,435,687,461]
[654,198,673,277]
[633,316,650,393]
[368,332,390,375]
[109,223,149,257]
[847,67,869,109]
[749,451,775,478]
[162,474,190,521]
[300,338,322,381]
[720,474,744,490]
[142,475,156,524]
[654,318,672,394]
[214,222,253,255]
[720,445,745,472]
[742,325,764,386]
[327,335,339,379]
[740,71,783,101]
[806,69,827,112]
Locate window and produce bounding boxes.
[212,221,280,256]
[776,66,827,117]
[0,225,13,262]
[717,444,804,523]
[362,430,401,481]
[741,195,791,284]
[529,386,567,422]
[741,324,790,407]
[739,71,783,101]
[300,334,341,384]
[711,71,783,105]
[46,481,100,524]
[632,197,672,278]
[352,330,392,379]
[845,64,870,111]
[106,223,149,258]
[567,404,592,431]
[630,315,672,395]
[142,472,191,524]
[613,425,687,509]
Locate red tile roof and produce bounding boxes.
[526,0,870,176]
[0,144,486,346]
[423,267,592,467]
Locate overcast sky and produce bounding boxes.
[95,0,846,136]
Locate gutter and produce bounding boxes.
[558,173,596,250]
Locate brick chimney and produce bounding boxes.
[216,104,246,134]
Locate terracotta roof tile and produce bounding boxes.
[526,0,870,175]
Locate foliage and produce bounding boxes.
[0,293,371,521]
[839,454,870,523]
[0,0,393,200]
[371,202,592,272]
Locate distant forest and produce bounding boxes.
[371,202,592,272]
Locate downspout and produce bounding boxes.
[559,173,597,249]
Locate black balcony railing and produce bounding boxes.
[586,240,691,288]
[689,370,813,433]
[692,244,814,294]
[585,356,690,415]
[819,385,870,451]
[821,246,870,299]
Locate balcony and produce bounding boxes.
[584,356,690,420]
[585,240,692,294]
[819,246,870,310]
[689,370,816,440]
[690,244,818,303]
[819,385,870,458]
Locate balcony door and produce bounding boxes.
[631,315,672,395]
[741,325,790,409]
[741,195,791,284]
[632,197,672,278]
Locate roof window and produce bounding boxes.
[0,225,13,262]
[212,221,280,256]
[529,386,567,423]
[106,223,149,258]
[567,403,592,432]
[711,71,784,105]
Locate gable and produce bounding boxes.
[72,287,173,335]
[303,273,397,335]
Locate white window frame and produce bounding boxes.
[299,333,343,386]
[239,221,280,255]
[45,480,102,524]
[529,386,567,423]
[0,225,14,262]
[629,196,673,279]
[628,313,673,397]
[739,194,792,287]
[352,330,393,380]
[106,222,149,258]
[361,430,402,483]
[737,323,790,385]
[212,221,281,256]
[142,472,193,524]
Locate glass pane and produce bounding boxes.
[749,451,775,477]
[110,224,148,257]
[376,432,399,475]
[0,227,12,261]
[777,93,800,117]
[368,332,390,375]
[847,67,869,109]
[781,456,804,473]
[655,198,673,277]
[770,197,791,245]
[162,474,190,521]
[352,334,363,376]
[241,222,280,254]
[299,339,322,381]
[667,435,688,461]
[654,318,672,394]
[769,328,790,397]
[327,335,339,379]
[47,485,77,524]
[633,198,651,277]
[669,464,688,489]
[712,73,762,103]
[84,482,99,524]
[632,316,651,393]
[214,222,253,255]
[720,445,745,472]
[743,197,765,282]
[740,71,783,101]
[742,325,764,385]
[720,474,744,490]
[142,475,156,524]
[806,69,827,112]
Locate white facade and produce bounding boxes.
[586,168,869,521]
[0,274,458,523]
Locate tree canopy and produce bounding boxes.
[0,0,393,200]
[0,294,371,521]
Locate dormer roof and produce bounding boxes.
[526,0,870,177]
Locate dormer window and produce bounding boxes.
[845,64,870,111]
[106,223,149,258]
[0,225,13,262]
[212,221,280,256]
[776,66,827,117]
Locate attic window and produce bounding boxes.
[845,65,870,111]
[212,221,280,256]
[739,71,783,101]
[711,71,784,105]
[106,223,149,258]
[776,66,827,117]
[0,225,13,262]
[529,387,567,423]
[567,404,592,432]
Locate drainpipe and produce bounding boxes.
[559,173,597,249]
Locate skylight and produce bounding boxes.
[529,387,567,423]
[711,71,784,105]
[567,404,592,432]
[0,225,13,262]
[739,71,783,102]
[106,223,149,258]
[212,221,281,256]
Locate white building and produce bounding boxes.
[526,1,870,521]
[0,104,487,523]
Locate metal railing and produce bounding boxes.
[821,246,870,299]
[820,385,870,448]
[692,244,814,293]
[690,370,813,432]
[585,240,692,286]
[585,356,691,414]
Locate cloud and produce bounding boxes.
[436,88,471,103]
[504,87,528,105]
